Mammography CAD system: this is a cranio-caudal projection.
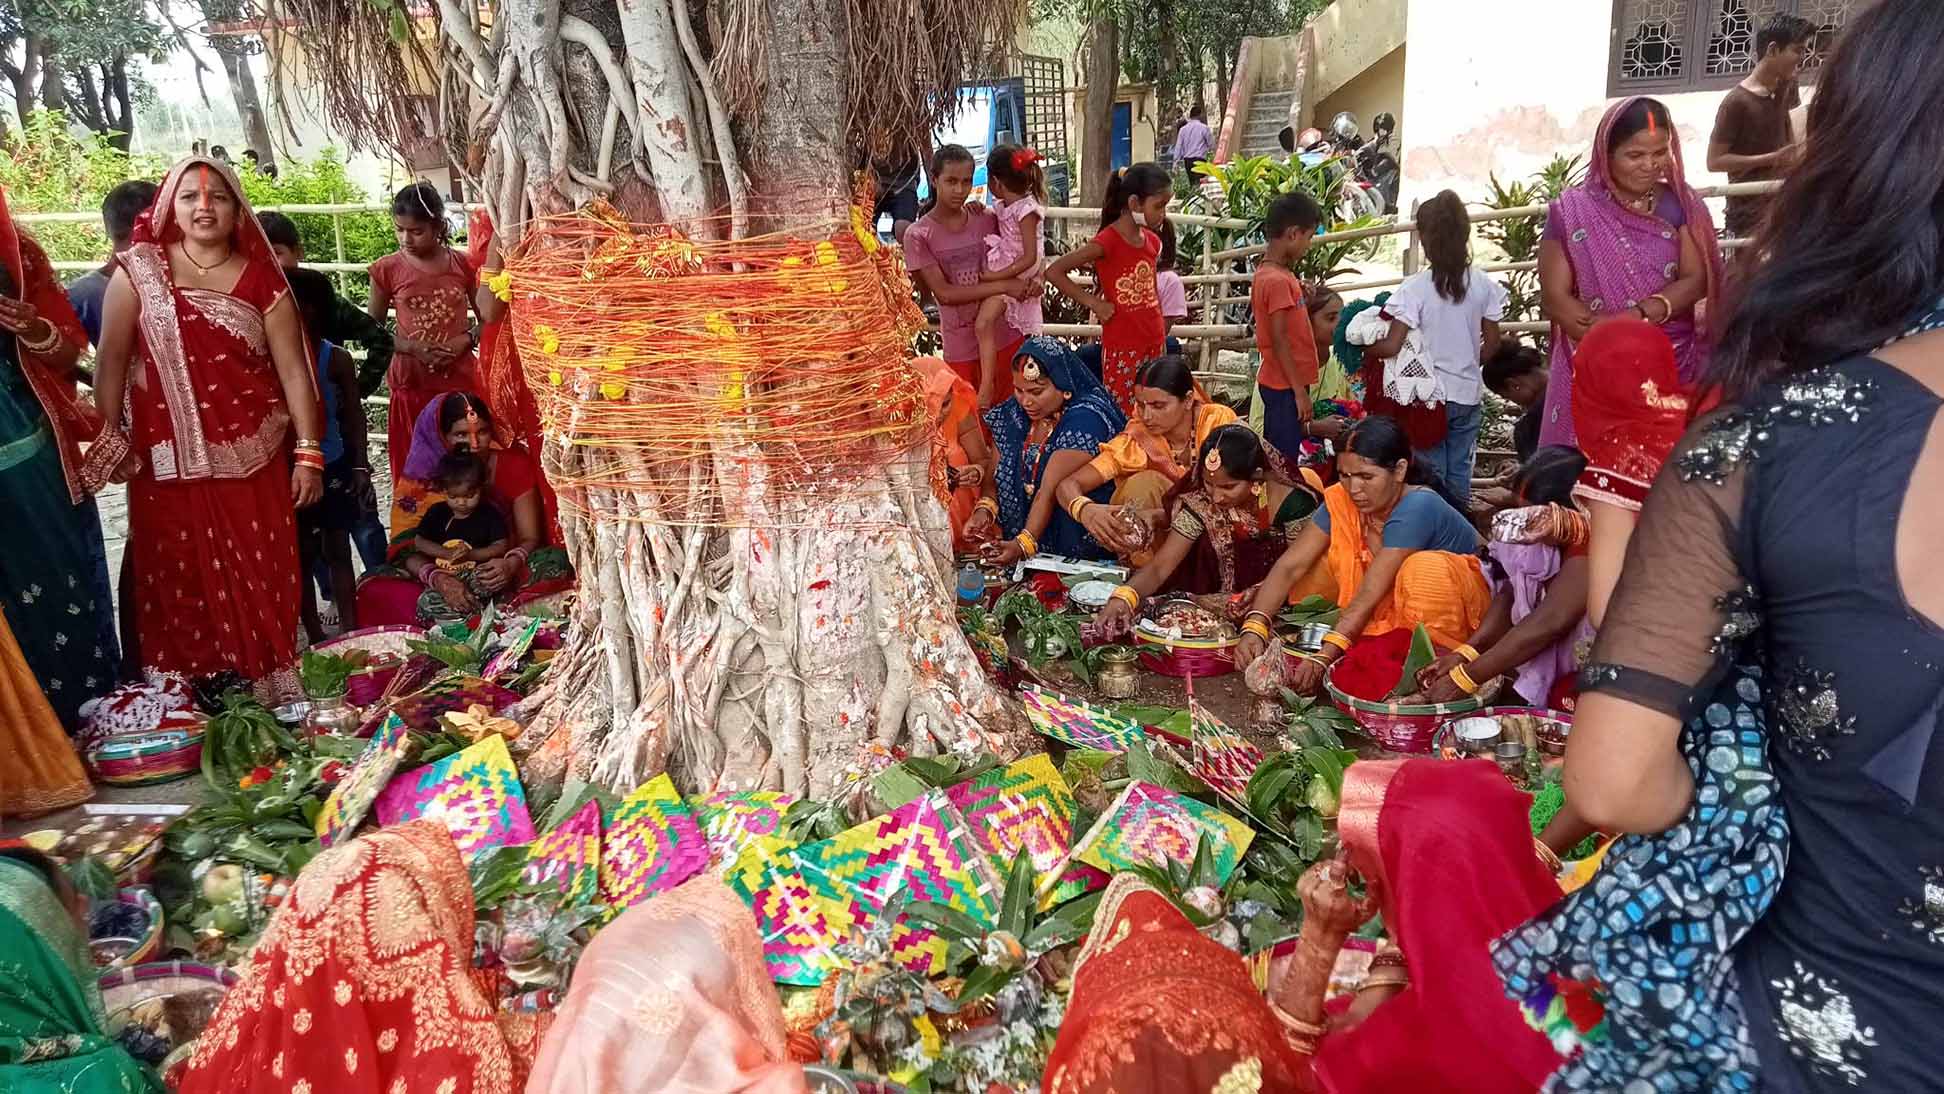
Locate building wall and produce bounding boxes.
[1307,0,1407,103]
[1394,0,1755,213]
[1313,44,1405,145]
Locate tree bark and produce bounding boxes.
[220,50,277,169]
[106,56,135,150]
[38,50,65,113]
[1080,14,1119,208]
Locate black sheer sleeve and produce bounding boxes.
[1580,412,1752,718]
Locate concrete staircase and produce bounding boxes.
[1241,88,1297,159]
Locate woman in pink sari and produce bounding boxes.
[1537,96,1723,447]
[88,155,324,686]
[525,875,805,1094]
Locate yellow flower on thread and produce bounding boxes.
[485,270,513,302]
[548,369,565,387]
[599,380,626,401]
[824,277,849,295]
[813,241,839,266]
[534,325,561,355]
[703,312,738,342]
[850,207,880,254]
[780,256,803,268]
[601,345,637,373]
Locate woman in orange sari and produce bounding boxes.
[914,356,990,552]
[173,823,518,1094]
[1049,355,1236,564]
[1234,416,1489,691]
[87,155,324,688]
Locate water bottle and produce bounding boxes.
[956,563,984,607]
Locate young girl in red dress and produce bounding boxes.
[1047,162,1172,412]
[368,182,482,483]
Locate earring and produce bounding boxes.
[1253,483,1267,504]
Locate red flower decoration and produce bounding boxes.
[319,761,348,786]
[1028,571,1068,612]
[1549,973,1607,1033]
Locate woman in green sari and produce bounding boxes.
[0,845,160,1093]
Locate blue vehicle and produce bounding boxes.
[895,56,1070,233]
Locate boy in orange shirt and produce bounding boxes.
[1251,192,1346,456]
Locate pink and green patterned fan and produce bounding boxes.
[524,799,602,904]
[1018,684,1145,752]
[725,837,855,986]
[1187,700,1265,803]
[371,732,535,860]
[943,754,1078,908]
[792,791,999,977]
[315,715,409,847]
[695,791,797,879]
[1073,781,1255,884]
[600,774,709,908]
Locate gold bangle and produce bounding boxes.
[1534,839,1564,873]
[1110,585,1140,610]
[1244,609,1273,625]
[1321,630,1353,653]
[1267,999,1327,1040]
[1068,495,1093,522]
[1646,293,1673,325]
[1240,618,1272,642]
[294,438,323,451]
[1015,531,1038,557]
[1449,664,1481,695]
[976,496,999,517]
[18,320,61,354]
[1454,643,1480,663]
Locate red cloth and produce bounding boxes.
[1094,224,1167,410]
[946,335,1022,407]
[1329,627,1416,703]
[0,185,96,502]
[1360,353,1448,450]
[372,248,481,484]
[1252,263,1320,390]
[1318,759,1565,1092]
[172,823,517,1094]
[468,210,561,540]
[1569,318,1688,512]
[1046,875,1310,1094]
[118,156,305,682]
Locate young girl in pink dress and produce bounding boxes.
[973,145,1046,408]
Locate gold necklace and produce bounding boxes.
[1621,185,1658,215]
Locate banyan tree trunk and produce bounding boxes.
[494,0,1020,799]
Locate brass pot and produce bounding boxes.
[1096,646,1140,700]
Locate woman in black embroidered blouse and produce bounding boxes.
[1560,3,1944,1088]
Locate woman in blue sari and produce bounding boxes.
[0,184,118,731]
[970,336,1126,564]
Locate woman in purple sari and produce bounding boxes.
[1537,96,1723,446]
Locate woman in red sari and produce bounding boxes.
[87,155,323,687]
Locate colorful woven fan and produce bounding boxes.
[793,792,999,977]
[725,837,855,986]
[1018,684,1146,752]
[943,754,1076,907]
[600,774,709,908]
[695,791,798,879]
[372,733,535,859]
[316,715,411,847]
[1188,701,1265,802]
[1074,781,1255,884]
[524,799,602,904]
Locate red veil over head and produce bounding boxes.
[0,183,97,501]
[1569,317,1689,511]
[1315,759,1566,1093]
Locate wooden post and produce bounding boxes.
[332,205,349,297]
[1199,215,1216,371]
[1401,197,1421,278]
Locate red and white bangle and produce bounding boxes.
[293,450,326,471]
[507,547,530,567]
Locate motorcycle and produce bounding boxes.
[1280,122,1385,224]
[1338,111,1401,216]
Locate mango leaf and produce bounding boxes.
[1124,742,1210,798]
[1389,624,1439,700]
[998,851,1035,938]
[906,900,989,944]
[469,845,529,912]
[1023,890,1103,952]
[955,963,1014,1006]
[64,856,118,902]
